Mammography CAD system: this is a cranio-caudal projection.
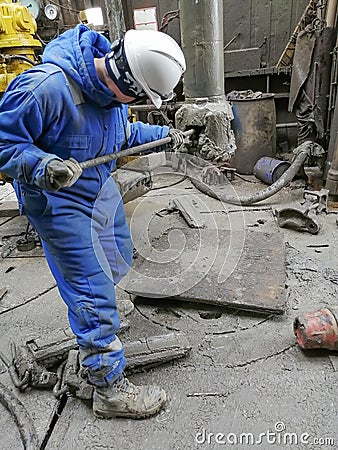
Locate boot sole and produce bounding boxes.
[93,392,167,420]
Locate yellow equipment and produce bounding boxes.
[0,0,41,96]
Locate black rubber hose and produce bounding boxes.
[190,149,309,206]
[5,55,35,66]
[0,381,39,450]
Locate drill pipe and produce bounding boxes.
[79,129,194,170]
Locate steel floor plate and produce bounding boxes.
[123,228,286,314]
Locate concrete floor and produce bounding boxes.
[0,166,337,450]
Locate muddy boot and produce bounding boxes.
[93,375,167,419]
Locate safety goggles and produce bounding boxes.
[105,39,146,99]
[128,90,175,106]
[106,39,176,105]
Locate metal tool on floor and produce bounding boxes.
[6,328,191,400]
[294,306,338,350]
[16,223,38,252]
[274,189,329,234]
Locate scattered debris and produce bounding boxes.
[329,354,338,372]
[187,392,229,398]
[246,218,267,228]
[167,197,205,229]
[7,329,191,400]
[1,241,16,258]
[275,189,329,234]
[306,244,329,248]
[323,268,338,285]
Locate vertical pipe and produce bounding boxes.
[325,36,338,176]
[104,0,125,39]
[325,0,337,27]
[180,0,225,101]
[326,132,338,196]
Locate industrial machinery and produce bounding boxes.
[0,0,42,184]
[0,0,41,96]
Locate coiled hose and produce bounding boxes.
[190,147,310,206]
[0,381,39,449]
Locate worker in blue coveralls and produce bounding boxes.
[0,24,186,419]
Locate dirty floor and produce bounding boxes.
[0,164,337,450]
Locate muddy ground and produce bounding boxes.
[0,165,337,450]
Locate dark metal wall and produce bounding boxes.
[52,0,309,72]
[122,0,309,70]
[223,0,309,70]
[51,0,309,71]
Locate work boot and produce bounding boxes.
[93,375,167,419]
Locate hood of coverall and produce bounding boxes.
[42,24,116,108]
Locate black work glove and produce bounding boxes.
[45,158,83,191]
[168,128,186,150]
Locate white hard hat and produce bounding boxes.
[105,29,186,108]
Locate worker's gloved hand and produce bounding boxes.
[168,128,186,150]
[45,158,83,191]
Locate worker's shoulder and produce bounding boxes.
[9,63,68,94]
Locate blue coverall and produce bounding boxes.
[0,24,169,386]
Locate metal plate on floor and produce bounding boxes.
[123,229,286,314]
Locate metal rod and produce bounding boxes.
[128,102,184,112]
[276,122,298,128]
[79,129,194,170]
[223,33,240,51]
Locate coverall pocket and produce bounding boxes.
[21,185,49,217]
[48,135,93,160]
[56,135,93,149]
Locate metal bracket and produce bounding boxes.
[274,189,329,234]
